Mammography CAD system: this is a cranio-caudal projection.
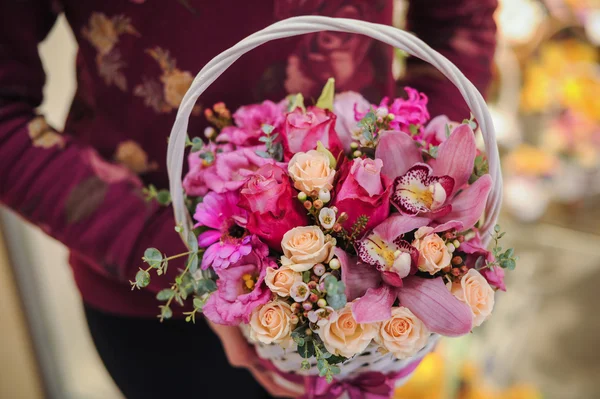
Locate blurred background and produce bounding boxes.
[0,1,598,398]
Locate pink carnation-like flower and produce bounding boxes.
[193,191,255,270]
[202,241,273,325]
[281,106,343,160]
[239,164,308,250]
[379,87,430,133]
[332,157,391,232]
[184,145,273,196]
[218,100,287,146]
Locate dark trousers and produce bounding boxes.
[84,304,274,399]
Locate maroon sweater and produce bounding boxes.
[0,0,497,317]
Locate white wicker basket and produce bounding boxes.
[166,16,502,384]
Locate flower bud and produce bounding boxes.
[290,315,299,324]
[350,142,359,150]
[204,127,216,139]
[337,212,349,224]
[308,281,318,290]
[446,243,456,253]
[313,263,326,276]
[314,199,324,209]
[453,239,461,249]
[298,192,308,202]
[317,298,327,308]
[318,189,331,203]
[303,200,313,210]
[303,302,313,311]
[333,223,342,232]
[309,293,319,303]
[452,256,463,266]
[329,258,341,270]
[352,150,362,158]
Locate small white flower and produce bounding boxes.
[318,188,331,203]
[319,207,336,230]
[375,107,389,118]
[290,281,310,302]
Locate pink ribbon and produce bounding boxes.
[260,356,423,399]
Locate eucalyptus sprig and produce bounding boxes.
[479,224,518,271]
[142,184,172,206]
[255,124,283,161]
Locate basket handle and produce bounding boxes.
[167,16,502,244]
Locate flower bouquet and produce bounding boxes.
[133,17,515,397]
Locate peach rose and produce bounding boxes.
[249,301,294,348]
[265,266,303,297]
[162,69,194,109]
[412,227,451,274]
[288,150,335,195]
[450,269,495,327]
[280,226,335,272]
[318,304,377,358]
[376,307,430,359]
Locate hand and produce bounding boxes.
[207,321,301,398]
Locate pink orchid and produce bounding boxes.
[202,241,273,325]
[336,238,472,336]
[421,115,459,146]
[333,91,371,153]
[218,100,287,146]
[376,123,492,231]
[193,191,255,270]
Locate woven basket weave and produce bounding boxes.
[166,16,502,383]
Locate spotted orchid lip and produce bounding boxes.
[355,230,419,277]
[391,163,454,216]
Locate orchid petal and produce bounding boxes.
[334,247,381,301]
[373,214,429,242]
[437,174,493,230]
[375,131,422,179]
[431,124,477,195]
[431,220,465,234]
[397,276,473,336]
[352,285,396,323]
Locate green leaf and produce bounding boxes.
[160,305,173,320]
[503,259,516,270]
[316,141,337,168]
[329,365,341,375]
[186,230,199,252]
[287,93,306,113]
[156,288,175,301]
[190,137,204,152]
[193,297,204,309]
[298,341,315,359]
[188,252,199,274]
[409,124,419,136]
[258,136,269,143]
[196,279,217,295]
[156,190,171,205]
[316,78,335,111]
[135,269,150,288]
[303,271,312,284]
[255,150,271,159]
[494,224,501,233]
[445,124,452,138]
[143,248,163,268]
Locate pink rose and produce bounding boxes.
[202,241,273,326]
[239,164,308,250]
[184,145,272,195]
[281,107,343,160]
[331,157,391,231]
[218,100,287,146]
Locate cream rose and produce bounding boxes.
[413,228,451,274]
[376,307,430,359]
[288,150,335,195]
[318,304,377,358]
[264,266,303,297]
[280,226,335,272]
[249,301,294,348]
[450,269,495,327]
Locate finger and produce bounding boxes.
[249,368,299,398]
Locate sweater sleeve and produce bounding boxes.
[400,0,498,121]
[0,1,186,292]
